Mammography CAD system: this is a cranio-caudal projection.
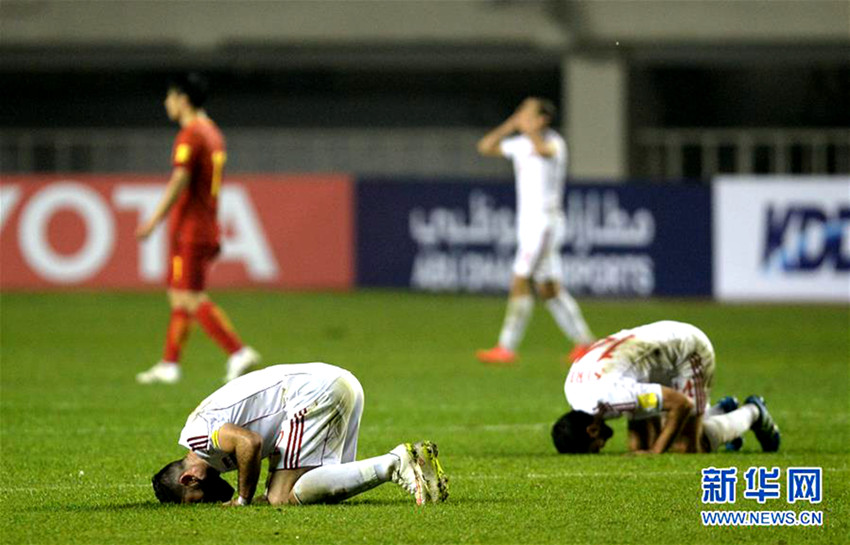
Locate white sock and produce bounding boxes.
[702,404,759,451]
[544,292,593,345]
[497,295,534,351]
[705,401,725,417]
[291,454,397,505]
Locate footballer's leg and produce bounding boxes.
[339,374,365,464]
[478,224,551,364]
[538,281,594,362]
[534,236,593,362]
[278,375,447,506]
[136,249,195,384]
[285,441,448,506]
[477,275,533,364]
[701,398,777,452]
[707,396,744,451]
[744,395,781,452]
[193,296,260,382]
[180,243,260,382]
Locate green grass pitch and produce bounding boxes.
[1,291,847,544]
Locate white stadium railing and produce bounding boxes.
[635,128,850,179]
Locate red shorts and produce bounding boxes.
[167,242,220,291]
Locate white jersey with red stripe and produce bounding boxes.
[178,362,353,473]
[564,321,715,420]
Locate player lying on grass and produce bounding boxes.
[151,362,448,506]
[551,320,781,454]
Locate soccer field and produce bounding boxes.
[1,291,847,544]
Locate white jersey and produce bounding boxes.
[178,362,353,472]
[565,321,715,420]
[499,129,567,229]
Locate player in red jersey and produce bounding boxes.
[135,73,260,385]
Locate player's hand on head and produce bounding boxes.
[516,113,533,134]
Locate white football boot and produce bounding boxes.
[390,440,449,505]
[136,361,181,384]
[224,346,261,382]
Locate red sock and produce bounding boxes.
[162,309,191,363]
[195,301,243,355]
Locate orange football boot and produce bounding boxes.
[476,345,517,365]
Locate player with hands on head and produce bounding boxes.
[476,97,594,366]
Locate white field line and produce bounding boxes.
[1,468,847,494]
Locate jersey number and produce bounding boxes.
[588,334,636,361]
[211,151,226,197]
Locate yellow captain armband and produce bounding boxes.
[211,429,221,449]
[174,143,192,164]
[638,392,659,410]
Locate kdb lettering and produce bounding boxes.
[763,205,850,272]
[1,182,278,284]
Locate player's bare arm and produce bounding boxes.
[627,417,661,452]
[647,387,695,454]
[477,112,520,156]
[215,423,264,505]
[136,166,190,240]
[669,414,705,453]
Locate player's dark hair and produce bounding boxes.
[551,410,595,453]
[151,459,186,504]
[168,72,209,108]
[536,98,557,121]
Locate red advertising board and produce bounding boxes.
[0,174,354,290]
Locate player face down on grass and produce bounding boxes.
[150,363,448,507]
[553,321,781,455]
[551,410,614,453]
[152,456,235,504]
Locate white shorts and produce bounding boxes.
[512,219,563,280]
[271,371,364,470]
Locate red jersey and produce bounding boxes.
[168,117,226,246]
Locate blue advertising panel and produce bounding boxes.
[356,179,712,297]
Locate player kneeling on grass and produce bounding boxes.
[151,363,448,506]
[551,321,781,455]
